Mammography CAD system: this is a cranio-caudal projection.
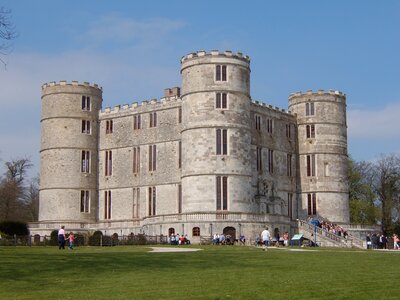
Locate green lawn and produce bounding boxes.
[1,245,399,299]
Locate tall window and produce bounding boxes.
[268,149,274,174]
[216,176,228,211]
[82,120,91,134]
[148,145,157,172]
[306,125,315,138]
[287,154,292,177]
[178,141,181,169]
[192,227,200,237]
[306,102,315,116]
[149,112,157,128]
[307,193,317,215]
[133,147,140,174]
[148,186,156,216]
[216,92,227,109]
[256,147,262,172]
[82,96,91,111]
[216,65,227,81]
[216,129,228,155]
[80,190,90,213]
[134,115,141,130]
[105,150,112,176]
[286,124,291,139]
[266,119,273,134]
[133,188,140,218]
[306,154,316,177]
[255,115,261,131]
[178,108,182,123]
[288,193,293,219]
[104,190,111,219]
[106,120,113,134]
[178,184,182,213]
[81,151,90,173]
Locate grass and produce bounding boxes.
[1,245,400,300]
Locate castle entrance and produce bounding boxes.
[223,226,236,244]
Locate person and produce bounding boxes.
[170,233,176,245]
[66,232,75,250]
[239,234,246,245]
[212,233,219,245]
[58,225,66,250]
[393,234,399,250]
[283,232,289,247]
[261,227,271,248]
[366,234,371,249]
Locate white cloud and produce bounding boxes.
[348,102,400,139]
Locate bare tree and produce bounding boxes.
[24,176,40,222]
[0,7,18,67]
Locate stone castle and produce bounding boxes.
[34,50,349,242]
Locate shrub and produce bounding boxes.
[50,230,59,246]
[89,231,103,246]
[0,221,29,236]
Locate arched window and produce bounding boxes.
[168,228,175,236]
[192,227,200,237]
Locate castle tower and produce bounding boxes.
[180,50,253,216]
[39,81,102,225]
[288,90,349,223]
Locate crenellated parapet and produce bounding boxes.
[99,95,182,117]
[41,80,102,91]
[288,89,345,100]
[250,100,294,115]
[181,50,250,64]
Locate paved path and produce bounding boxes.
[149,247,203,253]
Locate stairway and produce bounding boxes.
[297,220,365,249]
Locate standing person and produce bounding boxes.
[393,234,399,250]
[58,225,66,250]
[261,227,271,249]
[283,232,289,247]
[67,232,75,250]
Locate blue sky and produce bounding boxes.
[1,0,399,178]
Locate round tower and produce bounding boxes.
[180,50,253,216]
[39,81,102,224]
[288,90,349,223]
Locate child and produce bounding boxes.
[66,232,75,250]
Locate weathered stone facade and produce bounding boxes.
[35,50,349,242]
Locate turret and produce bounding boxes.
[39,81,102,224]
[288,90,349,223]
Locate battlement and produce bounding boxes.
[99,95,182,116]
[251,100,293,115]
[181,50,250,63]
[41,80,103,91]
[288,89,345,99]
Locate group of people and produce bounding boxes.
[257,227,290,248]
[58,225,75,250]
[366,233,400,250]
[169,233,190,245]
[308,217,349,238]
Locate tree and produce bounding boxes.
[0,7,18,67]
[24,176,39,222]
[371,154,400,235]
[348,158,379,224]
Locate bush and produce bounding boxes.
[0,221,29,236]
[50,230,59,246]
[89,231,103,246]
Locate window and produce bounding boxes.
[286,124,291,139]
[178,184,182,213]
[307,193,317,215]
[256,147,262,172]
[306,125,315,138]
[324,162,329,177]
[216,65,227,81]
[216,129,228,155]
[287,154,292,177]
[148,186,156,216]
[288,193,293,219]
[104,190,111,219]
[192,227,200,237]
[178,108,182,123]
[306,102,315,116]
[82,120,91,134]
[148,145,157,172]
[178,141,181,169]
[216,92,227,109]
[306,154,316,177]
[105,150,112,176]
[133,188,140,218]
[266,119,273,134]
[255,115,261,131]
[82,96,91,111]
[80,190,90,213]
[133,147,140,174]
[149,112,157,128]
[81,150,90,173]
[134,115,141,130]
[268,149,274,174]
[106,120,113,134]
[216,176,228,211]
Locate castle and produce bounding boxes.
[33,50,349,242]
